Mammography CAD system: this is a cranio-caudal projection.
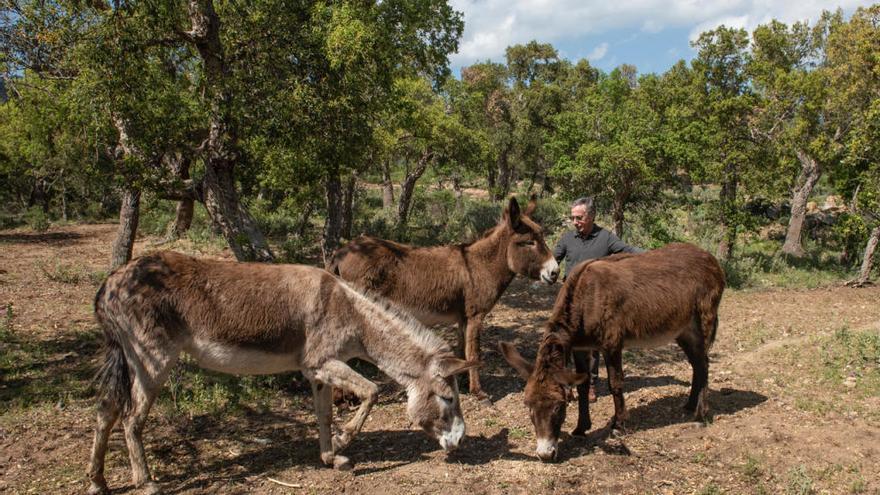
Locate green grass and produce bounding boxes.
[158,357,305,417]
[786,465,815,495]
[508,426,530,440]
[697,482,723,495]
[0,328,100,414]
[769,327,880,420]
[740,454,763,479]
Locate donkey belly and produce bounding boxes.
[623,324,688,349]
[184,338,300,375]
[406,306,460,327]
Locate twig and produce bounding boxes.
[266,477,302,489]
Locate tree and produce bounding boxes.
[547,65,662,237]
[748,14,842,257]
[825,5,880,284]
[506,41,566,197]
[459,62,513,200]
[690,26,761,261]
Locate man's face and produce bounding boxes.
[570,205,594,235]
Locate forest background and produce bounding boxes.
[1,2,879,287]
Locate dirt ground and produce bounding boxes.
[1,223,878,494]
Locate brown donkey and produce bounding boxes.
[330,196,559,400]
[501,243,725,461]
[88,252,478,495]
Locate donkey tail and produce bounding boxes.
[706,314,719,351]
[92,281,132,414]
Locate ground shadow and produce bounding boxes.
[0,330,101,410]
[557,388,767,461]
[0,231,85,246]
[573,387,767,438]
[498,278,559,310]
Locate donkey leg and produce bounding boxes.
[312,360,379,456]
[464,314,488,401]
[87,399,120,495]
[571,350,592,436]
[306,378,341,468]
[603,348,627,432]
[676,332,709,420]
[122,345,179,494]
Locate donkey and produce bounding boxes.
[329,196,559,401]
[501,243,725,461]
[87,251,478,495]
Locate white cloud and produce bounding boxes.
[449,0,873,68]
[587,42,609,62]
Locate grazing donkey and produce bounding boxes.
[501,243,725,461]
[88,252,478,495]
[330,196,559,401]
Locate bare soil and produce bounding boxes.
[1,223,878,494]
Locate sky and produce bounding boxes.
[447,0,876,76]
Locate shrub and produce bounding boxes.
[24,206,50,232]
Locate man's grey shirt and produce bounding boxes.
[553,225,645,276]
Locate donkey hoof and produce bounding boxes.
[571,426,589,437]
[87,481,110,495]
[333,455,353,471]
[142,481,163,495]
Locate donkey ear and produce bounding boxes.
[551,370,589,388]
[439,357,481,378]
[504,197,522,229]
[523,194,537,217]
[499,341,533,380]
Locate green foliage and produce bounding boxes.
[0,304,13,340]
[820,328,880,395]
[786,465,815,495]
[162,360,301,417]
[24,206,49,232]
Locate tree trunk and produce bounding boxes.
[28,177,51,213]
[109,187,140,271]
[452,174,463,210]
[487,163,497,199]
[341,172,357,241]
[381,160,395,209]
[61,182,67,222]
[322,172,343,268]
[781,149,821,257]
[541,170,554,196]
[165,154,194,241]
[186,0,272,262]
[854,225,880,286]
[296,201,314,238]
[717,162,738,261]
[396,151,432,236]
[493,147,511,201]
[611,194,626,238]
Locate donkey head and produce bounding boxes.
[502,196,559,285]
[407,355,479,452]
[500,340,587,462]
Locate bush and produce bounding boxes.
[24,206,50,232]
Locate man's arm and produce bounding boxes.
[607,231,645,254]
[553,233,568,262]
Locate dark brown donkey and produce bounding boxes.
[88,252,478,495]
[330,197,559,400]
[501,243,725,461]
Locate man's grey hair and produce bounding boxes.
[571,197,596,218]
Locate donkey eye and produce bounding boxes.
[518,240,536,247]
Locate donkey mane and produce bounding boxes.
[337,282,450,357]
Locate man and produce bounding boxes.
[553,196,644,401]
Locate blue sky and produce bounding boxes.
[448,0,876,76]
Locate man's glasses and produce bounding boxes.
[570,215,590,222]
